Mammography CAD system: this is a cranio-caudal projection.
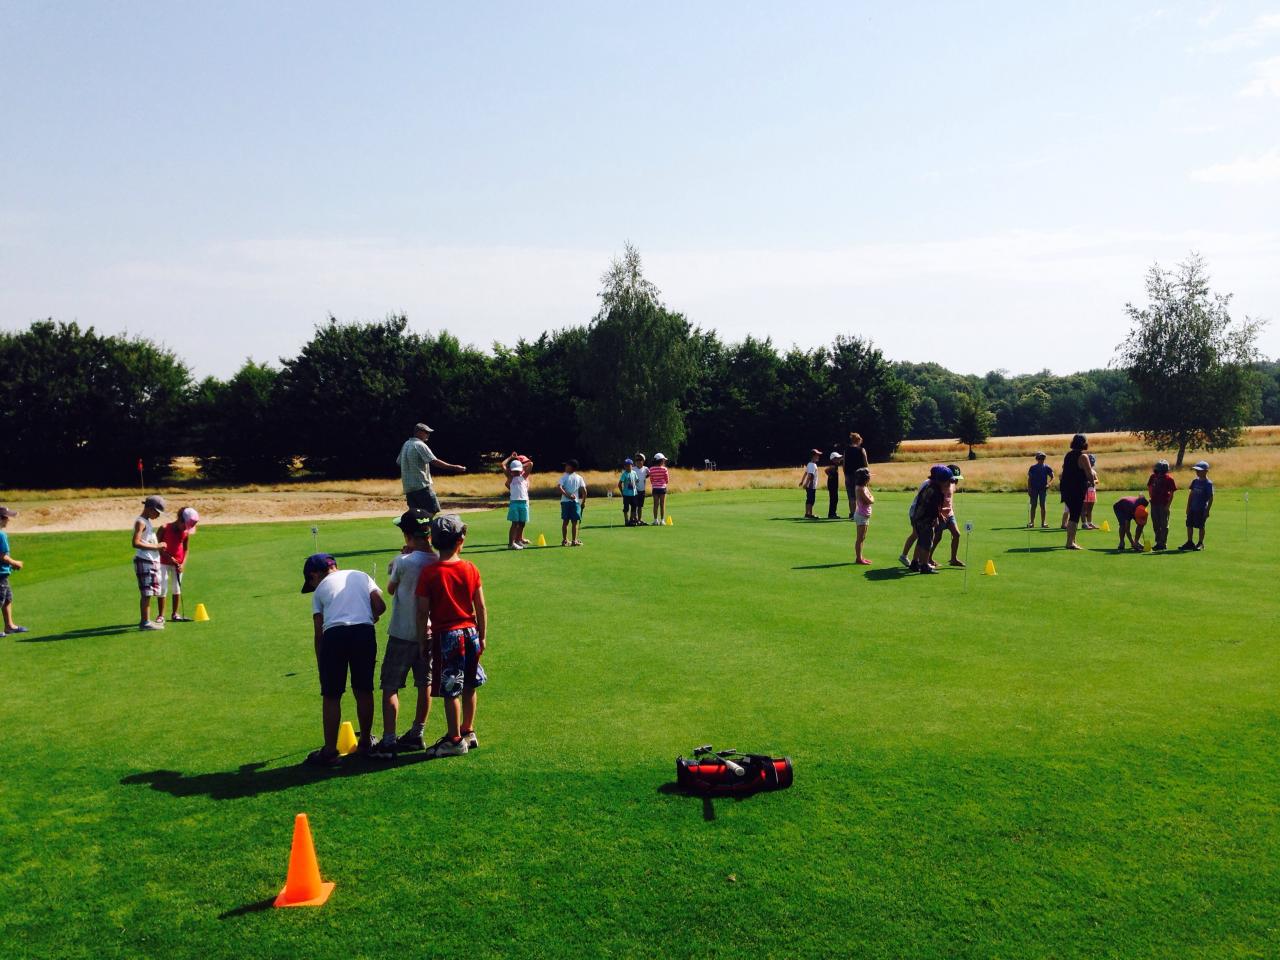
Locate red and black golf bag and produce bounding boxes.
[675,747,793,797]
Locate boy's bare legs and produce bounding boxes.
[139,596,152,624]
[461,688,478,735]
[354,689,374,749]
[321,696,342,752]
[157,594,166,619]
[2,599,14,631]
[949,529,962,564]
[571,519,581,542]
[1065,521,1082,550]
[382,690,400,741]
[413,686,430,726]
[442,695,462,739]
[561,518,570,544]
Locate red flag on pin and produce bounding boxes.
[137,458,144,472]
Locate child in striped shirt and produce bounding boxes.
[648,454,670,525]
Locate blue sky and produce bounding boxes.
[2,1,1277,377]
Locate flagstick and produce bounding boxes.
[963,522,973,593]
[1244,491,1249,542]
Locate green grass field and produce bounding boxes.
[2,489,1276,959]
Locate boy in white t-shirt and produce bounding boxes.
[503,456,531,549]
[799,450,820,519]
[132,495,166,631]
[558,459,588,546]
[301,553,386,768]
[633,454,650,525]
[372,509,438,759]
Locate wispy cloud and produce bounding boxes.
[1240,55,1280,96]
[1203,13,1280,52]
[1190,147,1280,184]
[1197,3,1225,29]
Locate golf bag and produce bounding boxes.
[675,746,793,797]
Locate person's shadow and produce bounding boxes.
[121,752,434,800]
[16,623,138,643]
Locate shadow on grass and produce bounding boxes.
[655,782,717,821]
[767,516,847,523]
[15,623,138,643]
[792,562,860,570]
[218,897,276,920]
[121,752,436,800]
[863,567,910,581]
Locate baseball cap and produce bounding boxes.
[624,458,634,464]
[1034,451,1046,459]
[430,514,466,541]
[413,422,434,434]
[179,507,200,528]
[946,464,963,480]
[0,506,18,519]
[829,452,843,461]
[1154,459,1170,473]
[300,553,337,593]
[929,464,952,482]
[143,495,166,512]
[654,452,667,461]
[809,449,821,457]
[394,508,432,535]
[1193,460,1210,471]
[509,459,524,473]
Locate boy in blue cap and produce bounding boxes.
[1179,461,1214,551]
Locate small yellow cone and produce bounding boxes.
[336,722,358,756]
[536,533,547,547]
[982,559,997,576]
[664,515,673,526]
[1100,520,1111,533]
[193,603,210,621]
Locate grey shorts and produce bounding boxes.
[406,486,441,514]
[0,576,11,605]
[379,634,431,691]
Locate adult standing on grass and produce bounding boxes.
[396,423,467,515]
[1060,434,1096,551]
[842,433,869,518]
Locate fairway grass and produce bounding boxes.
[1,490,1276,958]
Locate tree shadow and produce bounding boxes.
[15,623,138,643]
[792,562,860,570]
[121,752,436,801]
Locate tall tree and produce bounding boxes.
[0,321,191,487]
[575,244,695,464]
[952,387,996,459]
[1115,254,1264,466]
[190,361,295,481]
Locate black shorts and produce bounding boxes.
[318,623,377,697]
[406,487,441,514]
[1063,492,1085,524]
[805,487,816,506]
[1029,489,1047,508]
[1186,508,1208,530]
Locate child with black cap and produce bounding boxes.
[300,552,386,767]
[132,495,166,631]
[372,508,438,758]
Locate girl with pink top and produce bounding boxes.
[649,453,671,524]
[852,467,874,565]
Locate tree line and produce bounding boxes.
[1,249,1272,486]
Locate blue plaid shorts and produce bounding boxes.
[438,626,487,698]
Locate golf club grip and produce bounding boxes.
[722,757,746,776]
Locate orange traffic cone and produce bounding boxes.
[274,813,335,908]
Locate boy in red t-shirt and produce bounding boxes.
[415,514,488,757]
[1145,460,1177,551]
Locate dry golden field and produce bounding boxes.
[4,427,1276,531]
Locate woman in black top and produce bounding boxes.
[1060,434,1097,551]
[842,432,869,518]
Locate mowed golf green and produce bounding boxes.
[1,489,1276,959]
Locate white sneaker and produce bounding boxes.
[139,620,163,631]
[462,730,479,750]
[507,543,524,550]
[425,736,468,758]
